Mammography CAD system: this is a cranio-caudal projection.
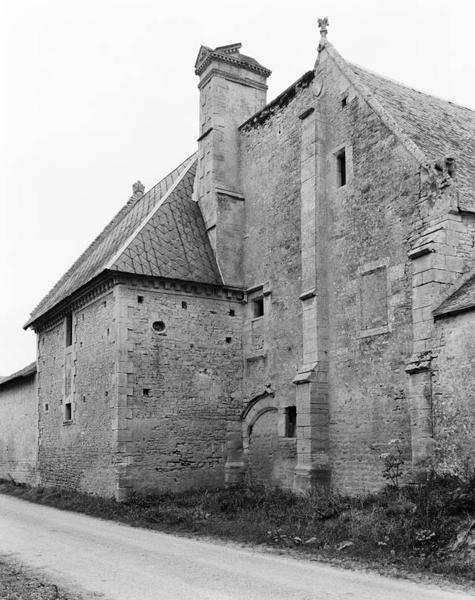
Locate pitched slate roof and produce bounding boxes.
[348,63,475,204]
[0,362,36,389]
[26,154,221,328]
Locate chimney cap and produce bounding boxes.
[194,43,271,78]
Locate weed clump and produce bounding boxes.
[0,471,473,583]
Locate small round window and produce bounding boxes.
[152,320,166,333]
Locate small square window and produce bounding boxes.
[137,295,144,304]
[65,313,73,347]
[285,406,297,438]
[252,297,264,318]
[64,403,72,421]
[336,149,346,187]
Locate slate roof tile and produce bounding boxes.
[348,63,475,203]
[26,154,221,327]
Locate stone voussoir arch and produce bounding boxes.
[241,388,278,454]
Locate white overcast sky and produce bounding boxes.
[0,0,474,375]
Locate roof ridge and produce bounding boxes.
[322,41,432,173]
[348,61,475,114]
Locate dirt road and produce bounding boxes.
[0,494,472,600]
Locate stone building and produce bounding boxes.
[1,22,474,499]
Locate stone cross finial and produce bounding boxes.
[132,180,145,196]
[318,17,329,38]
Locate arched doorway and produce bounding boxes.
[247,407,279,484]
[242,390,280,486]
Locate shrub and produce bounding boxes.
[379,439,405,489]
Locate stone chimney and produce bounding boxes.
[194,43,271,287]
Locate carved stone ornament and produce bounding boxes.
[318,17,329,38]
[132,180,145,195]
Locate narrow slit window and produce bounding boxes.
[285,406,297,438]
[65,403,72,421]
[252,297,264,318]
[65,313,73,347]
[336,149,346,187]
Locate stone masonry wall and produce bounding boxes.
[116,281,243,494]
[317,54,417,493]
[239,82,314,488]
[432,311,475,475]
[37,290,116,496]
[239,55,422,493]
[0,375,38,484]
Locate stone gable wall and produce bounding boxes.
[318,55,417,493]
[0,375,38,485]
[116,283,243,494]
[37,291,116,496]
[239,54,422,493]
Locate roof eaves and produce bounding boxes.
[23,271,114,330]
[0,362,36,389]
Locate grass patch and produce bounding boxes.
[0,556,87,600]
[1,474,474,584]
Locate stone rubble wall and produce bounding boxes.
[315,54,417,493]
[239,80,313,488]
[37,291,116,496]
[115,282,243,495]
[432,312,475,475]
[0,374,38,485]
[239,51,420,493]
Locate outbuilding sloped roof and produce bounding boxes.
[0,362,36,389]
[348,62,475,204]
[433,268,475,319]
[26,154,222,328]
